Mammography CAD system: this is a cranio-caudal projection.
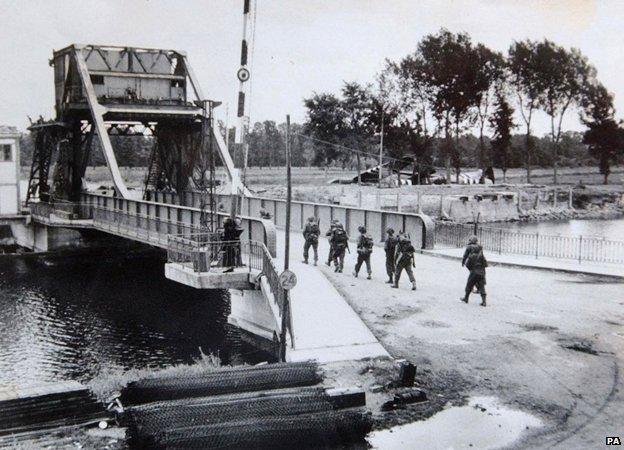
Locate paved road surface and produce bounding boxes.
[277,229,624,449]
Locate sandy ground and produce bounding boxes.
[279,231,624,449]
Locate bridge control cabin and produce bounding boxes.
[52,44,203,122]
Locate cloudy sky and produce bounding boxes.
[1,0,623,136]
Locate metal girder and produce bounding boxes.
[73,47,131,198]
[182,53,247,196]
[181,54,204,102]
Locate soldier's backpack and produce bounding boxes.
[306,223,320,243]
[397,236,414,259]
[466,248,487,271]
[333,227,348,249]
[309,222,320,236]
[358,234,374,254]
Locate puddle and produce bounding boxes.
[367,396,542,450]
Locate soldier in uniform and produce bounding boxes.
[353,226,373,279]
[392,232,417,291]
[222,216,244,270]
[302,216,320,265]
[460,235,488,306]
[384,227,398,284]
[330,221,349,273]
[325,219,338,266]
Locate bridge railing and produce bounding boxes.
[146,190,435,250]
[167,233,243,272]
[91,204,198,248]
[435,221,624,264]
[29,201,93,221]
[166,234,289,327]
[81,193,276,256]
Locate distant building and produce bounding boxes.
[0,126,21,215]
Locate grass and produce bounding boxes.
[20,164,623,200]
[88,348,221,402]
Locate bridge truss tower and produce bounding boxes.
[27,44,244,209]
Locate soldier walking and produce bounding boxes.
[302,216,320,265]
[325,219,338,266]
[330,222,349,273]
[353,226,373,279]
[384,227,398,284]
[392,232,417,291]
[460,235,488,307]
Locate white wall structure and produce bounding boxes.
[0,126,21,216]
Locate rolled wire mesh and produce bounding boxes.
[121,362,321,405]
[144,409,372,449]
[126,388,335,446]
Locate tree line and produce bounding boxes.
[302,29,624,184]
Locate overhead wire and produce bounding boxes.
[292,133,409,164]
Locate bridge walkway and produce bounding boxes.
[273,231,389,362]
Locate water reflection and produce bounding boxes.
[367,396,542,450]
[507,218,624,239]
[0,254,273,387]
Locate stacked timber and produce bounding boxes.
[0,381,106,436]
[121,362,372,449]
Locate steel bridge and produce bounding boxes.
[18,43,391,362]
[25,193,390,363]
[26,193,298,351]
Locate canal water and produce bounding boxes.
[0,253,273,387]
[507,218,624,240]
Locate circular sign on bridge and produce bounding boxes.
[237,67,250,82]
[279,269,297,290]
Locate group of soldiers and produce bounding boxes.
[301,217,418,291]
[301,216,489,304]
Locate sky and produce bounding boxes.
[1,0,623,136]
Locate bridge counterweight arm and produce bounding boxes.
[73,48,131,199]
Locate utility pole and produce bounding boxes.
[378,109,384,188]
[280,114,292,363]
[284,115,292,270]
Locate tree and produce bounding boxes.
[533,41,593,184]
[303,92,347,167]
[488,89,515,182]
[418,29,482,182]
[341,82,376,177]
[380,58,435,176]
[508,40,541,183]
[473,44,505,170]
[580,82,624,184]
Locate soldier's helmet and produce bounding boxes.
[358,226,366,233]
[386,227,395,234]
[468,235,478,244]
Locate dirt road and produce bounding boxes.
[284,232,624,449]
